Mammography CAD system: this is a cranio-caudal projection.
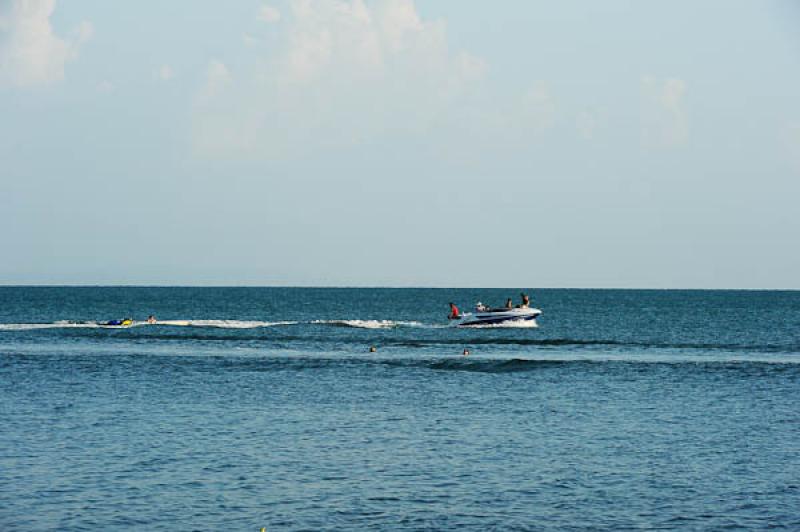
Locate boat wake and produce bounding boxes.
[0,319,298,331]
[0,321,107,331]
[310,319,428,329]
[0,318,431,331]
[2,319,799,355]
[157,320,298,329]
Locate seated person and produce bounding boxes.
[448,302,461,319]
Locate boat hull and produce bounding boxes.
[449,308,542,327]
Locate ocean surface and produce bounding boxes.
[2,287,799,530]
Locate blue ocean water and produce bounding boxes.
[1,287,799,530]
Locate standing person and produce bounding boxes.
[505,298,513,309]
[448,302,461,320]
[519,293,530,308]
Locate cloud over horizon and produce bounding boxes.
[257,4,281,24]
[641,76,689,147]
[191,0,487,161]
[0,0,91,88]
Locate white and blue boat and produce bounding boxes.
[449,306,542,327]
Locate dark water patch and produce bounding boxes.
[5,352,800,378]
[394,337,623,348]
[421,358,571,373]
[393,337,800,354]
[26,328,800,355]
[118,332,270,342]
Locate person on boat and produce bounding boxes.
[448,302,461,320]
[505,298,513,309]
[475,302,487,312]
[519,293,530,308]
[147,315,157,324]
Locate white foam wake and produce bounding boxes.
[157,320,297,329]
[0,320,156,330]
[0,318,452,331]
[311,319,426,329]
[0,319,297,331]
[0,321,100,331]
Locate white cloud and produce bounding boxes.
[193,0,487,160]
[576,110,597,140]
[456,52,486,82]
[257,5,281,24]
[96,79,114,93]
[73,19,93,43]
[280,0,387,83]
[156,64,174,81]
[0,0,91,87]
[201,60,231,98]
[243,33,259,47]
[274,0,484,87]
[193,60,244,154]
[641,76,688,147]
[521,81,556,134]
[377,0,423,52]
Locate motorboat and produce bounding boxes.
[449,306,542,327]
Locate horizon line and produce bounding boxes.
[0,284,798,291]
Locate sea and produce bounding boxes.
[1,287,799,530]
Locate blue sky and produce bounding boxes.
[1,0,799,287]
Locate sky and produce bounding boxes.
[1,0,799,288]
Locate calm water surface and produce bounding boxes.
[2,288,799,530]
